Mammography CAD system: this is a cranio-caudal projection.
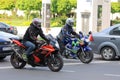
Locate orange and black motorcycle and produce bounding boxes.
[10,37,63,72]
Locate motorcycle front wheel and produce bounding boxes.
[47,54,63,72]
[77,50,93,64]
[10,53,26,69]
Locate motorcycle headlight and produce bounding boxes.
[50,41,60,49]
[79,40,84,46]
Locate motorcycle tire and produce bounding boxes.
[47,54,63,72]
[10,53,26,69]
[77,50,93,64]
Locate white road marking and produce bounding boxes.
[91,61,110,63]
[64,63,82,65]
[104,74,120,77]
[64,61,110,66]
[0,66,12,69]
[61,70,75,72]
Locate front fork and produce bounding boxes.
[80,46,92,56]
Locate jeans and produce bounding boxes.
[23,41,35,56]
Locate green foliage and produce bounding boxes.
[16,0,42,10]
[34,0,42,10]
[30,12,40,19]
[51,0,77,17]
[51,18,62,27]
[51,15,68,27]
[0,13,8,18]
[51,21,61,27]
[69,0,77,8]
[0,0,15,10]
[111,20,120,25]
[111,2,120,14]
[51,0,58,14]
[16,0,42,20]
[57,0,72,14]
[22,21,31,26]
[0,18,31,26]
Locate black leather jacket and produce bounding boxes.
[23,23,49,43]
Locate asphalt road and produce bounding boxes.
[3,27,119,80]
[0,55,120,80]
[2,27,118,80]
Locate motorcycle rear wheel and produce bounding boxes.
[77,50,93,64]
[10,53,26,69]
[47,54,63,72]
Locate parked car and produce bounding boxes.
[0,22,18,35]
[89,24,120,60]
[0,31,19,40]
[0,31,19,60]
[0,37,12,60]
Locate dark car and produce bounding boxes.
[89,24,120,60]
[0,31,20,60]
[0,37,12,60]
[0,22,18,35]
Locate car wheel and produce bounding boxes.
[0,56,6,60]
[101,47,115,60]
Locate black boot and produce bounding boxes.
[27,55,36,67]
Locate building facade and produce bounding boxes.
[76,0,111,34]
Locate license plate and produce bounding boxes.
[2,47,12,51]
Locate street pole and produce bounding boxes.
[42,0,51,32]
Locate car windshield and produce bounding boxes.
[100,24,120,34]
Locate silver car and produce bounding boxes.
[89,24,120,60]
[0,22,18,35]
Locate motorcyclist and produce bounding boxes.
[57,18,79,53]
[22,18,50,61]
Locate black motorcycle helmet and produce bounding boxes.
[32,18,42,29]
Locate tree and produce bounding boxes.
[111,2,120,20]
[51,0,76,17]
[57,0,71,16]
[0,0,15,10]
[16,0,42,20]
[111,2,119,14]
[69,0,77,8]
[0,0,17,19]
[51,0,58,17]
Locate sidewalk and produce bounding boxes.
[42,27,61,37]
